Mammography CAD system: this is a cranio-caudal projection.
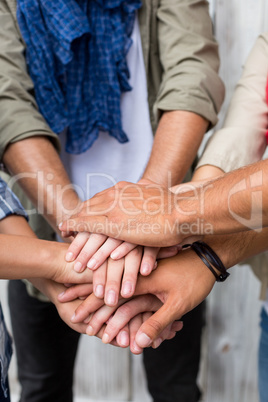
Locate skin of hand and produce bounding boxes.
[59,248,215,346]
[58,285,183,354]
[69,241,181,305]
[60,159,268,243]
[63,167,181,275]
[30,278,122,345]
[0,215,180,350]
[65,232,162,276]
[61,223,268,350]
[84,295,183,354]
[59,179,184,246]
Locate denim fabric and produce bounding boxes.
[0,306,12,401]
[0,378,10,402]
[17,0,141,154]
[8,280,80,402]
[259,307,268,402]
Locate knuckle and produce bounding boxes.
[106,280,119,290]
[130,247,141,258]
[94,250,105,261]
[146,318,163,334]
[123,273,136,284]
[78,250,90,261]
[118,303,132,317]
[106,320,119,333]
[143,255,155,265]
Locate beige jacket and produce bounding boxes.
[197,33,268,299]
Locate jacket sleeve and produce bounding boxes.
[0,1,60,162]
[197,33,268,172]
[155,0,225,128]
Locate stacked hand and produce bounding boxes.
[55,179,215,353]
[57,247,216,353]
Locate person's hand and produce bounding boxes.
[64,232,161,275]
[58,286,183,354]
[36,279,123,346]
[63,233,180,302]
[59,180,193,247]
[83,295,183,354]
[63,249,157,306]
[61,248,216,348]
[46,243,94,286]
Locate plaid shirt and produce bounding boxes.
[0,177,27,398]
[17,0,141,154]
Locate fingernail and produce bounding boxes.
[153,261,158,269]
[121,281,133,297]
[136,332,152,348]
[71,313,76,322]
[58,291,65,298]
[119,331,129,347]
[87,258,97,269]
[74,261,82,272]
[141,263,150,275]
[83,314,92,324]
[58,222,63,228]
[94,285,104,298]
[152,337,163,349]
[132,341,142,353]
[65,252,74,262]
[110,250,119,259]
[86,325,94,336]
[106,290,116,306]
[102,333,110,344]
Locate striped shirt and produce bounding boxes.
[0,177,27,398]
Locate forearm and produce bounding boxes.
[180,159,268,234]
[0,234,67,280]
[3,136,81,232]
[204,228,268,270]
[142,111,208,186]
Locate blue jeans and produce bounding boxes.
[0,379,10,402]
[259,308,268,402]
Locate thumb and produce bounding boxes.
[134,300,181,348]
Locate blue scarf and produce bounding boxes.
[17,0,141,154]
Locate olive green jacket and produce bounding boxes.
[0,0,224,160]
[0,0,224,297]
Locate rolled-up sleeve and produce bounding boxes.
[155,0,225,128]
[0,177,28,220]
[0,1,60,162]
[197,33,268,172]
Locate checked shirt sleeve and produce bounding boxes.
[0,177,28,221]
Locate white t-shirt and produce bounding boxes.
[59,16,153,201]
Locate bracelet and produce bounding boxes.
[182,241,230,282]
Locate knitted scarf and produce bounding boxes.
[17,0,141,154]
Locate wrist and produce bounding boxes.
[173,192,202,240]
[30,278,62,304]
[37,241,68,280]
[56,190,82,225]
